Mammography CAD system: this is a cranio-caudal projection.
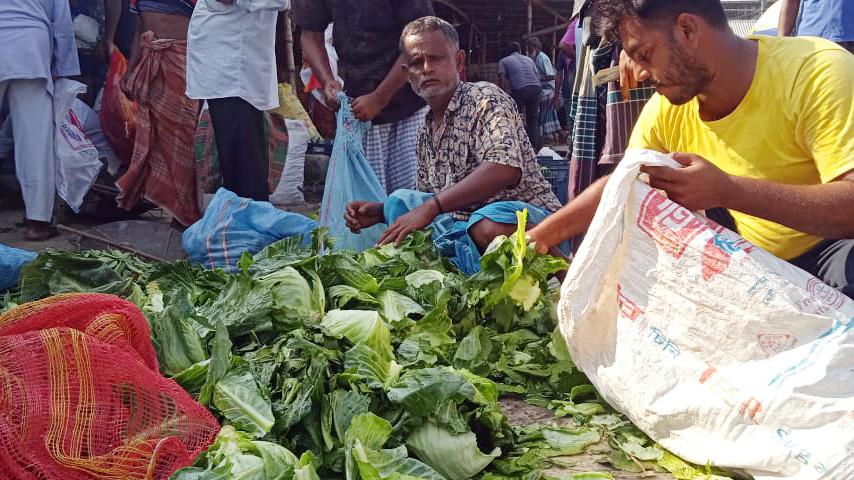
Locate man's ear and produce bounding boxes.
[673,13,701,48]
[456,50,466,72]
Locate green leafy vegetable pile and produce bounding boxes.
[2,212,732,480]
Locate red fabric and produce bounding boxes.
[305,72,323,93]
[100,51,137,166]
[0,294,219,480]
[116,32,202,226]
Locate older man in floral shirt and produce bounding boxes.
[345,16,562,274]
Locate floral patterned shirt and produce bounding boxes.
[416,81,562,219]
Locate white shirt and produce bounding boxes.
[0,0,80,84]
[186,0,289,111]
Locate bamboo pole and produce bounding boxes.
[284,10,296,86]
[467,22,474,68]
[527,0,533,35]
[56,224,168,262]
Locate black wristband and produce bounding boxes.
[432,194,445,214]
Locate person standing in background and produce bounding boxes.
[294,0,435,195]
[111,0,201,226]
[186,0,289,202]
[498,42,543,151]
[554,48,575,144]
[779,0,854,54]
[554,20,577,143]
[527,37,561,146]
[0,0,79,240]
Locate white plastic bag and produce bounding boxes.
[270,119,308,205]
[54,79,102,212]
[71,98,120,175]
[73,14,99,49]
[559,148,854,480]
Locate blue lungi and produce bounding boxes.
[384,189,553,275]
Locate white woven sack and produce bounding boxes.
[559,148,854,480]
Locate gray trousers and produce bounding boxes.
[0,79,55,222]
[790,239,854,299]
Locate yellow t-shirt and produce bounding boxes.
[628,36,854,260]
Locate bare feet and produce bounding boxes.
[24,220,56,241]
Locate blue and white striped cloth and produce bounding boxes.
[363,106,428,194]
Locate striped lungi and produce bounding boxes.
[363,106,428,194]
[539,88,562,136]
[116,32,201,226]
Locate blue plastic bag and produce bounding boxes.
[0,244,37,291]
[318,94,387,251]
[183,188,317,271]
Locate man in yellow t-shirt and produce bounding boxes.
[528,0,854,297]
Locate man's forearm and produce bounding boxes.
[726,175,854,239]
[435,163,522,213]
[778,0,799,36]
[105,0,122,47]
[300,30,336,87]
[527,175,608,249]
[370,52,410,106]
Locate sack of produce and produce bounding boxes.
[318,93,387,251]
[182,187,317,271]
[559,148,854,479]
[0,293,219,479]
[270,119,309,205]
[274,83,322,141]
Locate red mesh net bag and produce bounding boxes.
[0,293,219,480]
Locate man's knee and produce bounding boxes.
[469,219,517,252]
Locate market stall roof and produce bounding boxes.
[432,0,576,63]
[431,0,773,63]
